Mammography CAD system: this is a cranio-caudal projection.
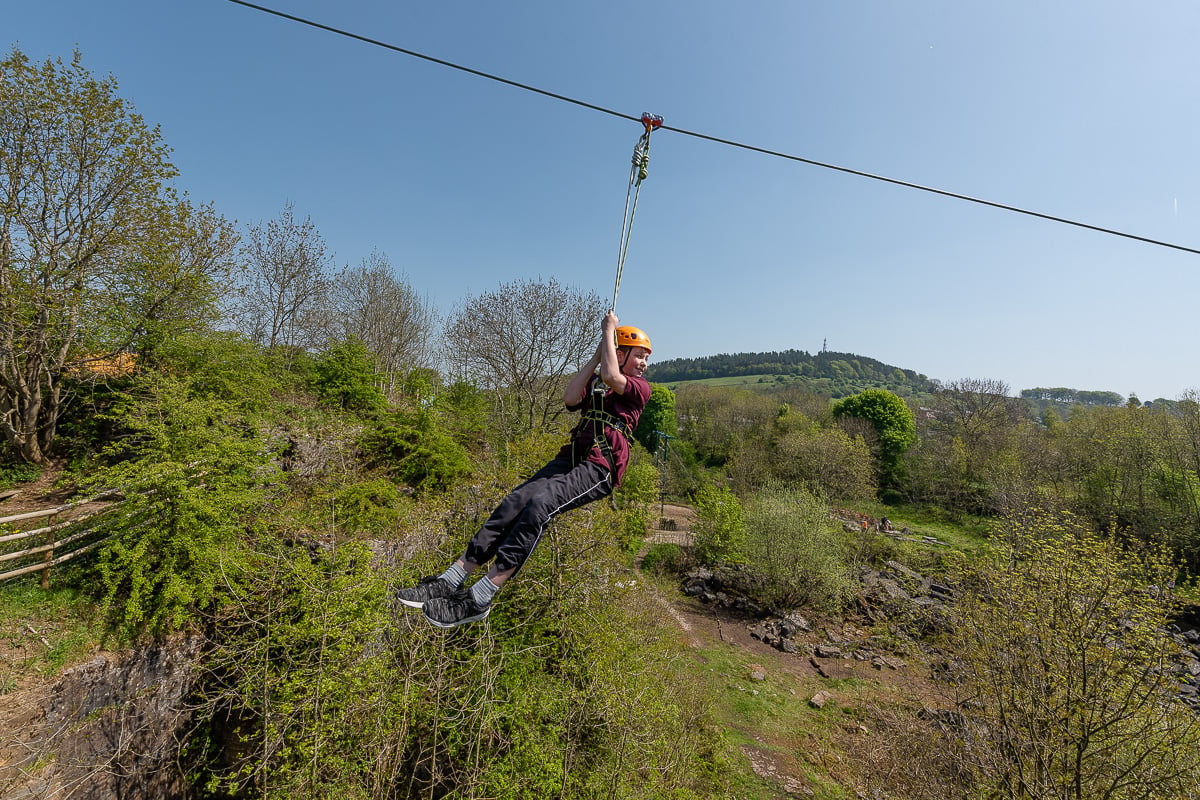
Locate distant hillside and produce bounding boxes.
[646,349,936,399]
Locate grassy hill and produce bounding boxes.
[647,349,936,400]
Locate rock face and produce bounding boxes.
[0,636,202,800]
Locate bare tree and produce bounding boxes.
[321,250,438,395]
[443,278,604,435]
[0,48,238,463]
[233,203,332,350]
[909,377,1033,513]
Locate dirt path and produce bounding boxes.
[640,502,941,798]
[645,502,697,547]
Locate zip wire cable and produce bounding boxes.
[223,0,1200,258]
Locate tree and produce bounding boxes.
[233,202,332,351]
[0,47,238,464]
[947,512,1200,798]
[911,378,1033,514]
[634,383,677,453]
[443,277,604,436]
[674,384,778,467]
[322,250,437,395]
[832,389,916,495]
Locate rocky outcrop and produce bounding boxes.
[0,636,202,800]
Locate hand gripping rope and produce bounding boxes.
[612,112,663,312]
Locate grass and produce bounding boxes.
[0,579,103,692]
[845,499,992,560]
[692,634,860,799]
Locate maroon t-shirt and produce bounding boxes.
[558,374,651,485]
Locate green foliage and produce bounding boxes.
[432,379,492,450]
[726,406,877,500]
[833,389,917,494]
[674,384,779,468]
[308,338,387,413]
[0,458,40,489]
[149,331,296,411]
[311,478,407,538]
[692,483,746,565]
[189,500,719,799]
[619,459,660,506]
[360,409,472,492]
[635,383,678,453]
[947,511,1200,798]
[0,47,238,464]
[640,542,688,576]
[615,460,661,552]
[741,485,856,611]
[86,374,280,636]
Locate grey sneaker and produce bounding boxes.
[395,576,457,609]
[423,588,491,628]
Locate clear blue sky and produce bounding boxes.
[9,0,1200,400]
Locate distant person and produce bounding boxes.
[394,311,652,628]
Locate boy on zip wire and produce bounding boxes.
[395,310,652,628]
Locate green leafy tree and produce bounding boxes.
[832,388,916,494]
[634,383,677,453]
[674,384,777,467]
[87,375,280,636]
[0,47,237,463]
[691,483,745,565]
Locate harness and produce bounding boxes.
[571,378,631,480]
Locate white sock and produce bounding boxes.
[470,577,500,607]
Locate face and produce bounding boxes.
[618,346,650,378]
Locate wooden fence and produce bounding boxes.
[0,493,117,587]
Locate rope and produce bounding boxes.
[613,113,663,311]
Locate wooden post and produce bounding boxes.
[41,511,56,590]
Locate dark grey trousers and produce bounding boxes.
[463,457,611,574]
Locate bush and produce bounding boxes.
[640,542,688,576]
[614,460,661,552]
[741,485,855,611]
[0,458,40,489]
[360,410,472,492]
[308,338,386,413]
[314,478,407,537]
[86,376,281,636]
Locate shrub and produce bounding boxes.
[640,542,688,576]
[0,458,40,489]
[741,485,855,611]
[315,478,407,537]
[360,410,472,492]
[947,511,1200,798]
[86,376,280,636]
[308,338,386,413]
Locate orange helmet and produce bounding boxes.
[615,325,651,354]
